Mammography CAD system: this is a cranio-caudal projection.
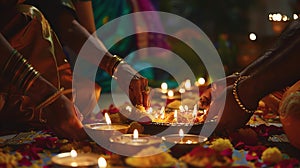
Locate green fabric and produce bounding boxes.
[92,0,134,93]
[92,0,154,93]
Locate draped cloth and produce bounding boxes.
[0,4,74,132]
[92,0,170,92]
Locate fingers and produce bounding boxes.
[129,77,143,106]
[141,78,150,109]
[129,75,150,109]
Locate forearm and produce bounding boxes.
[73,0,96,34]
[45,9,117,75]
[238,22,300,109]
[0,33,58,101]
[241,19,300,77]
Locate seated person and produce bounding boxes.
[199,18,300,148]
[0,1,149,140]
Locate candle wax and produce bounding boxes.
[52,152,99,167]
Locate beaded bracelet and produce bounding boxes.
[232,75,255,114]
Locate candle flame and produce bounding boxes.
[160,106,165,119]
[104,113,111,125]
[179,105,185,112]
[184,105,189,111]
[161,82,168,90]
[147,107,153,114]
[160,106,165,114]
[193,104,197,118]
[186,140,193,144]
[179,88,185,93]
[174,110,178,120]
[198,77,206,85]
[126,105,132,112]
[98,157,107,168]
[133,129,139,139]
[71,162,78,167]
[167,90,174,97]
[179,129,184,138]
[185,79,191,90]
[70,149,77,158]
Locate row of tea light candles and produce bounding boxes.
[51,149,108,168]
[52,112,207,167]
[161,77,206,95]
[51,78,207,167]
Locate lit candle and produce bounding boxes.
[198,77,206,85]
[179,105,185,113]
[126,105,132,112]
[184,79,191,90]
[98,157,107,168]
[104,113,111,125]
[162,130,208,158]
[51,149,100,167]
[174,110,178,123]
[167,90,174,97]
[84,113,130,145]
[109,130,162,156]
[133,129,139,139]
[179,88,185,93]
[161,82,168,93]
[192,104,198,118]
[160,106,165,119]
[184,105,189,111]
[147,107,153,114]
[179,129,184,142]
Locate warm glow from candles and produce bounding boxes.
[160,106,165,119]
[184,79,191,90]
[147,107,153,114]
[179,105,185,112]
[70,149,77,158]
[184,105,189,111]
[193,104,197,118]
[179,129,184,138]
[161,82,168,93]
[98,157,107,168]
[174,110,178,121]
[126,105,132,112]
[167,90,174,97]
[198,77,206,85]
[160,106,165,114]
[104,113,111,125]
[179,88,185,93]
[203,109,207,115]
[186,140,193,144]
[133,129,139,139]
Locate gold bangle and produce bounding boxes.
[111,55,124,75]
[36,88,65,123]
[232,75,255,114]
[233,72,241,77]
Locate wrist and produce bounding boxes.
[100,53,124,76]
[232,75,259,114]
[237,76,260,111]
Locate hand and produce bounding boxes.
[207,85,253,132]
[43,95,89,140]
[114,63,150,109]
[199,74,238,109]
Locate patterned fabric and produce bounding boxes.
[0,4,73,131]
